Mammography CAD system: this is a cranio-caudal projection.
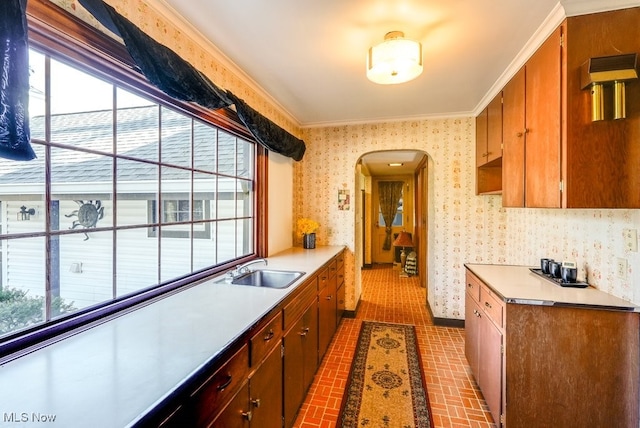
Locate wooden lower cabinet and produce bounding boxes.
[318,279,337,359]
[464,274,503,425]
[283,300,318,428]
[155,250,345,428]
[465,268,639,427]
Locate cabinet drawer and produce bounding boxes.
[250,311,283,367]
[283,277,317,331]
[192,343,250,426]
[327,259,338,279]
[318,266,330,290]
[465,271,482,303]
[480,285,504,328]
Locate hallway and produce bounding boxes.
[294,265,495,427]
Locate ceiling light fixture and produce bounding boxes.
[388,162,404,167]
[367,31,423,85]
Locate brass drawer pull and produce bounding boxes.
[216,374,232,391]
[251,398,261,408]
[263,329,274,341]
[485,301,492,309]
[299,327,310,337]
[242,410,252,421]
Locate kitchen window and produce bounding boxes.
[0,3,264,355]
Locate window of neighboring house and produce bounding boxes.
[0,7,263,349]
[147,199,211,239]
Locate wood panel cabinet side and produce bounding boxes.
[505,304,639,428]
[564,8,640,208]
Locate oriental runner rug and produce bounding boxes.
[338,321,433,427]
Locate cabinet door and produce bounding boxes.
[478,317,503,426]
[249,344,283,428]
[283,317,305,428]
[487,92,503,164]
[318,277,337,359]
[502,67,526,207]
[464,294,480,376]
[524,26,562,208]
[208,382,250,428]
[476,107,488,167]
[283,301,317,428]
[302,301,319,391]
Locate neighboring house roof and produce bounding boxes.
[0,106,244,189]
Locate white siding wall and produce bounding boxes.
[2,198,243,311]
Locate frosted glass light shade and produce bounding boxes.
[367,31,423,85]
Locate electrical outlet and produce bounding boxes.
[623,229,638,252]
[616,258,628,279]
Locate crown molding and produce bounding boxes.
[145,0,302,128]
[561,0,640,16]
[473,0,640,116]
[473,2,566,116]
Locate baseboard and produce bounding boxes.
[361,264,373,270]
[343,299,362,318]
[427,300,465,328]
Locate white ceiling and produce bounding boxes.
[154,0,635,129]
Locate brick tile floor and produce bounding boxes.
[293,265,495,428]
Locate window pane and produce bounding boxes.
[194,172,216,220]
[50,59,114,153]
[237,218,253,256]
[161,107,192,168]
[116,159,158,227]
[236,179,253,219]
[193,221,216,272]
[116,228,158,298]
[28,50,46,139]
[160,167,190,224]
[217,220,237,262]
[0,237,47,338]
[51,147,112,239]
[236,139,254,179]
[217,177,235,220]
[117,92,159,161]
[217,131,236,175]
[194,121,217,173]
[161,225,192,282]
[58,231,113,311]
[0,144,46,235]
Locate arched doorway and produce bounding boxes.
[354,150,429,292]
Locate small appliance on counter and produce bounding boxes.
[533,259,587,288]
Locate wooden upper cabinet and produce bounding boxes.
[476,94,503,195]
[486,93,503,164]
[563,8,640,208]
[524,26,562,208]
[476,108,488,167]
[502,68,526,207]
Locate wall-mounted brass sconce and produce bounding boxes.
[581,53,638,121]
[17,205,36,221]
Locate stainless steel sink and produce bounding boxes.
[231,269,305,289]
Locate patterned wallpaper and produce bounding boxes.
[298,119,640,319]
[53,0,640,320]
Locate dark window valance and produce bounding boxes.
[0,0,36,161]
[77,0,306,161]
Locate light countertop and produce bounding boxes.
[0,246,344,428]
[465,263,637,311]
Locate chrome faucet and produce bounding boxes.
[231,258,268,277]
